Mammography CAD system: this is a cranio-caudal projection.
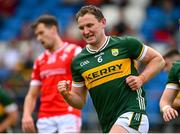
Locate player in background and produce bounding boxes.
[0,88,18,133]
[22,15,82,133]
[160,48,180,122]
[57,5,165,133]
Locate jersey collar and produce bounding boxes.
[86,36,110,54]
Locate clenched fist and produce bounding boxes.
[126,75,144,90]
[57,80,71,98]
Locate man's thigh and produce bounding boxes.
[113,112,149,133]
[37,114,82,133]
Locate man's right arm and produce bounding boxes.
[159,88,179,122]
[58,80,87,109]
[22,85,40,132]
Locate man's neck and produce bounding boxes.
[88,35,107,51]
[49,36,64,53]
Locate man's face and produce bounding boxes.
[34,23,55,49]
[77,13,106,46]
[164,55,180,72]
[164,57,172,72]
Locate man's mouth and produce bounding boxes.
[85,34,93,39]
[41,41,45,45]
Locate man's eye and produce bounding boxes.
[79,27,83,30]
[87,24,93,28]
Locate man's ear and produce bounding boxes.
[52,25,58,33]
[101,18,106,28]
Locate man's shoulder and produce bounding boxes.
[172,60,180,68]
[63,42,82,57]
[170,61,180,74]
[72,48,84,59]
[109,35,140,46]
[173,60,180,66]
[64,42,81,51]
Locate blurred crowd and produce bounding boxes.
[0,0,180,132]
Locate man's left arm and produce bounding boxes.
[139,46,165,83]
[126,46,165,90]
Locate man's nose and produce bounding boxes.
[83,27,90,34]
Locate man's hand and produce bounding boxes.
[57,80,71,98]
[22,115,36,133]
[162,106,178,122]
[126,75,144,90]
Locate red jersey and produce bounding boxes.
[30,42,82,118]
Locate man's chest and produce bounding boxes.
[79,47,131,73]
[38,52,72,78]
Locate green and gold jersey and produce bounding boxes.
[71,36,147,132]
[0,88,17,123]
[165,60,180,90]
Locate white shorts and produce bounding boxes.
[37,114,81,133]
[114,112,149,134]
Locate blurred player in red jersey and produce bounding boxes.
[21,14,82,133]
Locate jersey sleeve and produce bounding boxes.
[176,92,180,98]
[165,62,180,90]
[125,36,147,61]
[30,59,42,86]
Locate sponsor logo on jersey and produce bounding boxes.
[82,58,131,89]
[40,68,66,78]
[111,49,119,56]
[80,60,90,67]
